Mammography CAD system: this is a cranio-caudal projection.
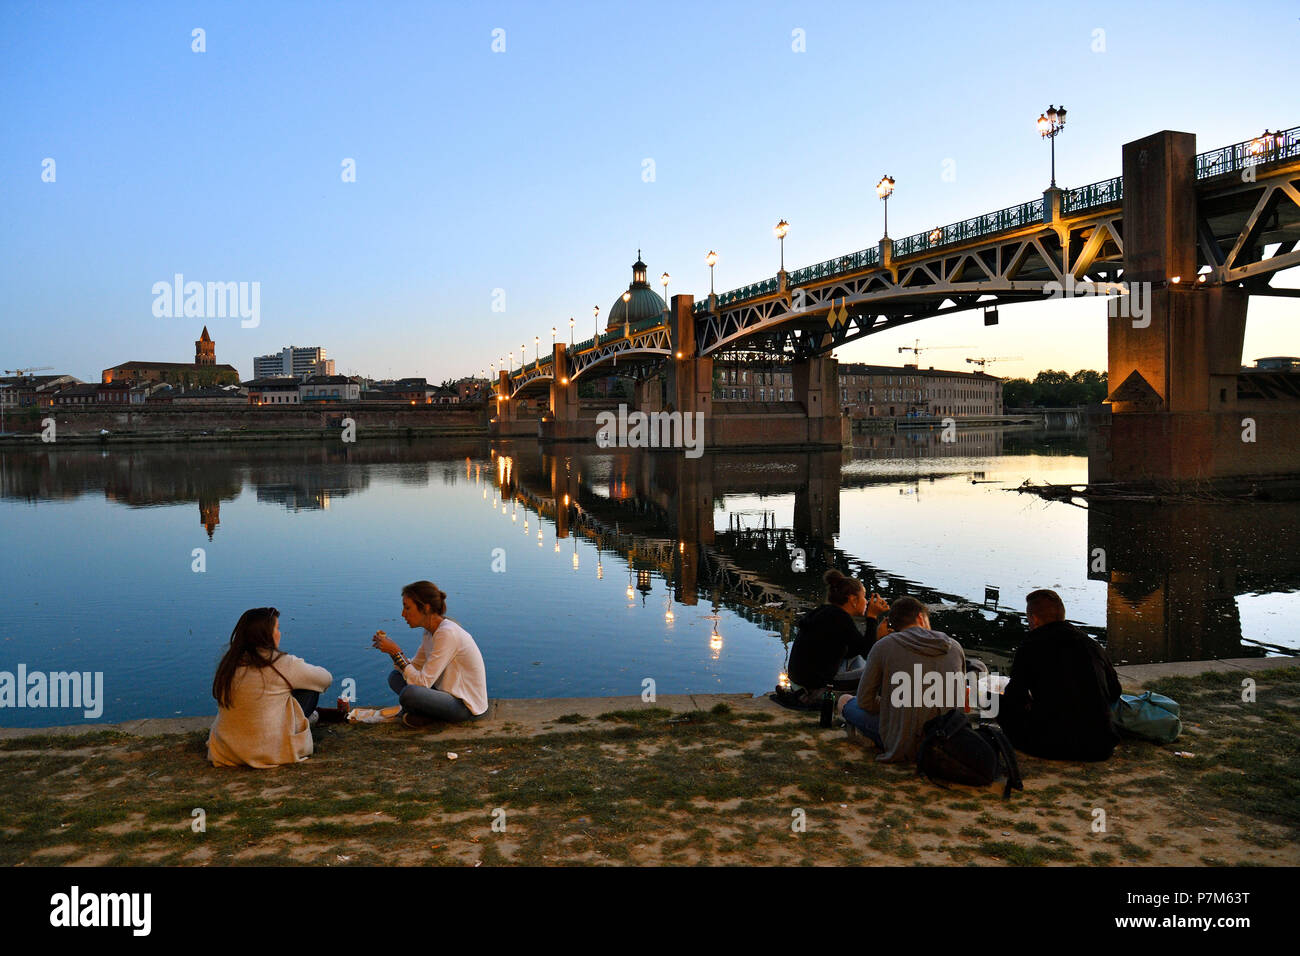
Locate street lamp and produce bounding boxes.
[569,316,574,346]
[594,305,600,342]
[661,272,670,311]
[621,290,631,337]
[1037,105,1067,188]
[534,335,540,367]
[774,219,789,272]
[706,250,718,294]
[876,176,895,238]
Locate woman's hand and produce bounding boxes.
[372,630,401,656]
[867,593,890,617]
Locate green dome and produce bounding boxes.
[607,252,666,330]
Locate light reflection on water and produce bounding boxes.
[0,429,1295,727]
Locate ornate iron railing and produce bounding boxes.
[786,246,880,288]
[1196,125,1300,179]
[891,197,1045,261]
[1062,176,1123,214]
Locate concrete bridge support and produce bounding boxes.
[1090,130,1298,483]
[792,357,844,446]
[491,371,539,438]
[665,293,713,420]
[545,344,584,442]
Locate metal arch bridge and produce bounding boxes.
[501,124,1300,396]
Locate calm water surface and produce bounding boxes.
[1,429,1296,727]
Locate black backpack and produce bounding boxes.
[917,709,1024,799]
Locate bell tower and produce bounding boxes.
[196,326,215,366]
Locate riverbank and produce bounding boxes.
[2,659,1296,866]
[0,403,489,445]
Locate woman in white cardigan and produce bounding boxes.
[372,581,488,728]
[207,607,334,768]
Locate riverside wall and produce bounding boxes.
[0,403,490,443]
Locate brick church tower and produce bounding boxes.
[195,326,216,367]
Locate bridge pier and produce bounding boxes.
[1090,129,1300,484]
[544,344,585,442]
[665,293,713,420]
[490,370,539,438]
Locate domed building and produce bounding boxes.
[606,251,666,332]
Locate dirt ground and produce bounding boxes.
[1,667,1296,866]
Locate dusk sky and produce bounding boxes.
[2,0,1296,384]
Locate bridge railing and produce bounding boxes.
[1196,125,1300,179]
[1062,175,1123,214]
[785,246,880,290]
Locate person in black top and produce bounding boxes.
[998,589,1123,761]
[781,569,890,706]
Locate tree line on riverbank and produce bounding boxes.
[1002,370,1107,407]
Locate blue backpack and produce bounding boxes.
[1111,691,1182,743]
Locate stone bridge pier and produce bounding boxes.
[1090,130,1299,484]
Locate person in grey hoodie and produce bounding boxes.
[839,596,966,762]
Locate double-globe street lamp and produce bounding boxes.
[876,176,895,239]
[1037,105,1067,188]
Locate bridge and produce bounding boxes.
[492,123,1300,483]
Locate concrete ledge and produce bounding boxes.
[0,692,800,741]
[1114,656,1288,690]
[3,659,1295,741]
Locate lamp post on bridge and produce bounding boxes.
[569,317,574,346]
[621,290,631,339]
[661,272,670,313]
[1037,105,1066,188]
[706,250,718,295]
[774,219,789,272]
[876,176,895,239]
[594,305,600,344]
[535,335,540,368]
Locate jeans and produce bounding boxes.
[388,669,481,723]
[842,697,884,748]
[292,689,320,718]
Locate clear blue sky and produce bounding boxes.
[2,0,1297,384]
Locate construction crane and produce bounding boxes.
[897,340,973,357]
[965,356,1023,369]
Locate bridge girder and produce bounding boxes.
[698,213,1127,358]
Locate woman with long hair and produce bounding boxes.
[371,581,488,728]
[207,607,334,767]
[776,569,890,708]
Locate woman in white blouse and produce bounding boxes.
[372,581,488,728]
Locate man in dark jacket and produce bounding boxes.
[999,589,1123,761]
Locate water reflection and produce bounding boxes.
[1088,499,1300,662]
[0,430,1295,726]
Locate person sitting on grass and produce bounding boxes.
[838,596,966,762]
[207,607,339,768]
[998,588,1122,762]
[778,569,890,708]
[371,580,488,729]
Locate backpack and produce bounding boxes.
[1110,691,1182,744]
[917,708,1024,799]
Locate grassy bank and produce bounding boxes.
[2,667,1297,866]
